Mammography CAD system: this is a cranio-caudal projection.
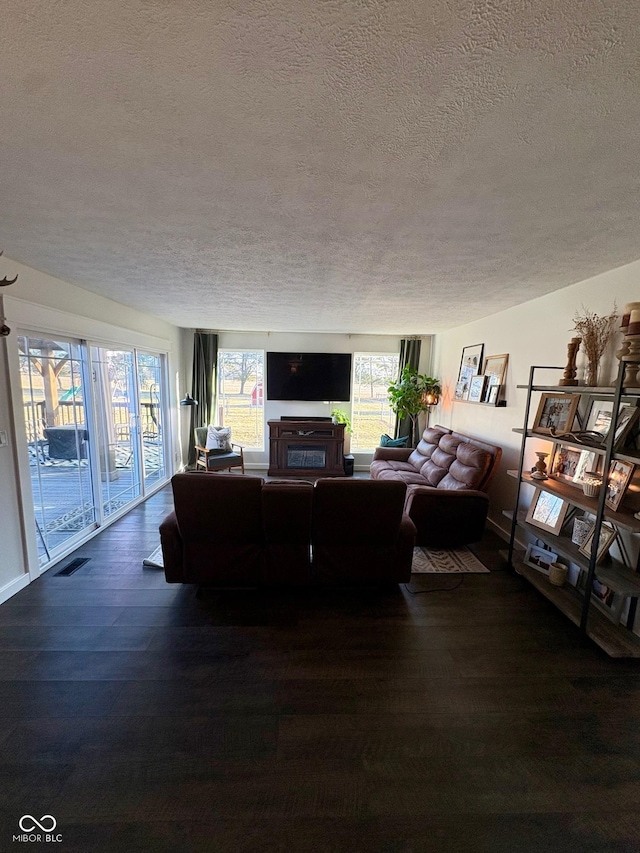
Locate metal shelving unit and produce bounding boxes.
[506,361,640,657]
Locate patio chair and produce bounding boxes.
[194,426,245,474]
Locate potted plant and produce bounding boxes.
[388,367,441,446]
[331,408,353,454]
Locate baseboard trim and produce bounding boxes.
[0,572,31,605]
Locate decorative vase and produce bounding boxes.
[531,451,549,480]
[586,358,599,388]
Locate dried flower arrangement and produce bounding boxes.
[571,305,617,387]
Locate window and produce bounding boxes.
[217,350,265,450]
[351,353,400,451]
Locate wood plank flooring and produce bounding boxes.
[1,483,640,852]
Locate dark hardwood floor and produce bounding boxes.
[1,483,640,852]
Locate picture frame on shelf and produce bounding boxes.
[549,444,583,485]
[578,521,617,563]
[486,383,500,405]
[525,488,570,535]
[482,353,509,389]
[532,393,580,436]
[605,460,635,512]
[613,406,640,449]
[584,397,638,448]
[457,344,484,393]
[572,449,601,486]
[454,380,468,401]
[468,374,487,403]
[577,575,625,623]
[523,543,559,576]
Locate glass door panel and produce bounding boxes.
[90,347,142,518]
[17,334,97,565]
[136,352,166,490]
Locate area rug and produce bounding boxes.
[143,545,164,568]
[412,546,489,573]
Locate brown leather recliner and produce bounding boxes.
[312,478,415,585]
[160,473,264,585]
[371,426,502,547]
[160,474,416,587]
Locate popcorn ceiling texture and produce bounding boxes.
[1,0,639,333]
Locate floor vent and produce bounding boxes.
[55,557,90,576]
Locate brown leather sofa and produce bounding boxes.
[160,473,415,587]
[370,426,502,547]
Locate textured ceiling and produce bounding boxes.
[1,0,639,334]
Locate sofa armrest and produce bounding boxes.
[159,511,185,583]
[405,487,489,547]
[372,446,413,462]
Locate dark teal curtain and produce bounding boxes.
[188,331,218,466]
[394,338,421,445]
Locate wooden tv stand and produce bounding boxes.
[268,418,345,477]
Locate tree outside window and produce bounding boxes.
[217,350,264,449]
[351,354,399,451]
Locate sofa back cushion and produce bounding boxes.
[172,473,264,542]
[407,427,449,470]
[312,478,407,547]
[419,434,462,486]
[438,440,493,491]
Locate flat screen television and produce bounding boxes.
[266,352,352,401]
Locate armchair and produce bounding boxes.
[194,426,245,474]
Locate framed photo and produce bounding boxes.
[605,459,635,512]
[577,575,625,623]
[482,353,509,387]
[468,375,487,403]
[524,543,559,576]
[457,344,484,388]
[613,406,640,449]
[572,449,601,485]
[454,380,468,401]
[525,488,569,535]
[486,384,500,405]
[532,393,579,435]
[550,444,583,485]
[584,398,638,447]
[578,521,617,563]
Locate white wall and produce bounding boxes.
[431,258,640,540]
[217,331,432,468]
[0,257,185,603]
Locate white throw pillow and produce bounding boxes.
[205,425,232,452]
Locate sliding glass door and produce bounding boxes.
[90,347,143,518]
[18,334,97,564]
[136,351,167,490]
[18,333,170,570]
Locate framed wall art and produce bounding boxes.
[532,393,580,435]
[482,353,508,388]
[457,344,484,393]
[525,488,569,535]
[605,459,635,512]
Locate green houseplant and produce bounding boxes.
[387,367,441,446]
[331,408,352,454]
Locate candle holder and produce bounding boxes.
[531,451,549,480]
